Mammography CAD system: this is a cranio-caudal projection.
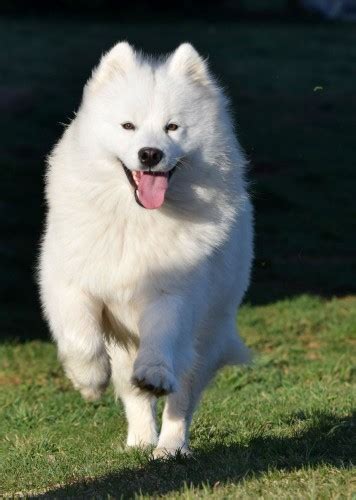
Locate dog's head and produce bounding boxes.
[79,42,230,210]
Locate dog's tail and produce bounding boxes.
[224,335,253,366]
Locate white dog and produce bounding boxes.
[38,42,253,457]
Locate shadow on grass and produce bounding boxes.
[33,411,355,498]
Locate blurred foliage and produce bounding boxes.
[0,0,293,19]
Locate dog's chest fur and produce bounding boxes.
[50,185,227,304]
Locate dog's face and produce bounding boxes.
[81,43,219,209]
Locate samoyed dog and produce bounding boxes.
[39,42,253,457]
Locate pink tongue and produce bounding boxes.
[138,172,169,209]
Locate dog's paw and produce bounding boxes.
[126,428,158,448]
[79,386,104,402]
[66,353,111,402]
[132,361,177,396]
[72,377,109,402]
[152,446,192,459]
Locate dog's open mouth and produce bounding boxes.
[122,164,176,209]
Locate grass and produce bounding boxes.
[1,296,355,497]
[1,15,355,498]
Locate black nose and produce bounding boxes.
[138,147,164,168]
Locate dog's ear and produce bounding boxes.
[168,43,209,85]
[87,41,136,92]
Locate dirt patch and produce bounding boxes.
[0,373,21,385]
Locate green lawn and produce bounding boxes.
[1,16,355,498]
[1,296,355,497]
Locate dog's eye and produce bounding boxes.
[165,123,179,132]
[122,122,135,131]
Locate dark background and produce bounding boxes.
[1,1,355,341]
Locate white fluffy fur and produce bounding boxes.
[38,42,253,457]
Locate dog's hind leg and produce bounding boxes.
[108,342,158,448]
[153,314,250,458]
[153,368,217,457]
[153,358,218,458]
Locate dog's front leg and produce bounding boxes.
[43,280,111,401]
[132,295,194,396]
